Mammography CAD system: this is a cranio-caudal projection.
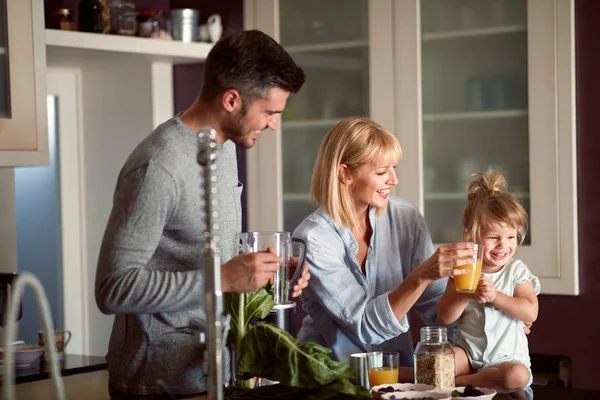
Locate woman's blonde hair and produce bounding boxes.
[462,169,528,244]
[311,117,402,230]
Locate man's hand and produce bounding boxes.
[523,321,533,335]
[474,276,497,304]
[221,252,281,293]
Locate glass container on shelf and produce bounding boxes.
[279,0,369,232]
[78,0,104,33]
[137,10,157,37]
[420,0,530,245]
[109,0,137,36]
[50,8,76,31]
[0,0,10,118]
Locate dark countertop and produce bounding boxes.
[10,357,600,399]
[473,385,600,400]
[14,354,107,384]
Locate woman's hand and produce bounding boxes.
[474,276,497,304]
[290,263,310,298]
[415,242,477,283]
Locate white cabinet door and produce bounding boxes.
[244,0,395,233]
[394,0,577,295]
[245,0,578,295]
[0,0,48,166]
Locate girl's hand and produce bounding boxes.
[416,243,477,283]
[474,276,497,304]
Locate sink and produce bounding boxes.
[1,272,66,399]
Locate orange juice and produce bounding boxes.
[454,259,483,293]
[368,367,399,386]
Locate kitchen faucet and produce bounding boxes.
[197,127,227,400]
[2,272,65,399]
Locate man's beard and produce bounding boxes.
[223,110,253,149]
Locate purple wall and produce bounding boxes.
[525,0,600,390]
[172,0,244,114]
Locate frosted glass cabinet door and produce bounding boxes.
[420,0,530,244]
[279,0,370,232]
[393,0,577,294]
[0,0,10,118]
[0,0,48,166]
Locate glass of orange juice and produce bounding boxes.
[453,244,484,293]
[367,351,399,387]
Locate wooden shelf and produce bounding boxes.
[283,118,344,129]
[422,25,527,41]
[423,109,528,122]
[425,191,529,200]
[45,29,213,65]
[285,39,368,53]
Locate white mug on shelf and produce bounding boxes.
[199,14,223,43]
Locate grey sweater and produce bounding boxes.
[95,116,240,395]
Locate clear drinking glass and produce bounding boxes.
[366,351,399,387]
[239,231,306,305]
[453,243,484,293]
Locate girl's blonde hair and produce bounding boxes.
[462,169,528,244]
[311,117,402,230]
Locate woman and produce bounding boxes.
[293,117,475,375]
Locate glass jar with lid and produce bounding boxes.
[137,10,157,37]
[78,0,104,33]
[51,8,75,31]
[413,326,455,388]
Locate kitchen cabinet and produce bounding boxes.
[244,0,395,233]
[245,0,577,295]
[0,0,49,166]
[394,0,577,295]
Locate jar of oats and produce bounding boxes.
[413,326,455,388]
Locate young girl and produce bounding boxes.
[436,170,540,392]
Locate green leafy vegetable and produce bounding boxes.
[225,283,275,347]
[224,284,370,399]
[237,323,356,388]
[224,284,275,388]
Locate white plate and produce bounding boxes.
[381,391,451,400]
[435,386,497,400]
[372,383,436,398]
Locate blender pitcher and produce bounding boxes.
[239,232,307,305]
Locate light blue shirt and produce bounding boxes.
[293,196,447,366]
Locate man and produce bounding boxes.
[95,30,308,398]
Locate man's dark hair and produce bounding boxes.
[200,30,306,106]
